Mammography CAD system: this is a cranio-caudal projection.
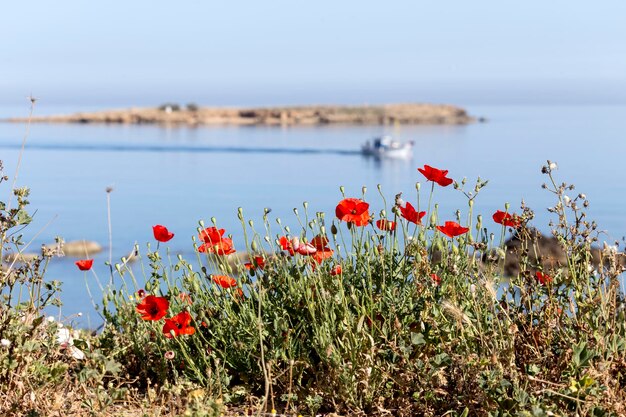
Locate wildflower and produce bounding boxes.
[430,273,441,285]
[136,295,169,321]
[137,289,146,299]
[0,339,10,348]
[162,311,196,338]
[197,227,235,255]
[152,224,174,242]
[398,202,426,225]
[178,292,192,305]
[418,165,453,187]
[492,210,521,228]
[536,271,552,285]
[56,328,85,360]
[376,219,396,232]
[75,259,93,271]
[310,235,334,264]
[164,351,176,360]
[291,237,317,255]
[278,236,296,256]
[212,274,237,289]
[244,256,266,271]
[436,221,470,238]
[330,265,342,276]
[335,198,371,226]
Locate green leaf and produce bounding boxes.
[411,332,426,345]
[16,209,32,225]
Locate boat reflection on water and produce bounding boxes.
[361,135,414,159]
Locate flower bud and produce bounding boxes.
[362,186,367,195]
[303,201,309,210]
[248,220,254,227]
[339,185,345,195]
[416,182,421,191]
[331,224,338,235]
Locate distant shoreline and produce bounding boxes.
[4,103,477,126]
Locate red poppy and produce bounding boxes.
[244,256,266,271]
[492,210,521,228]
[536,271,552,285]
[278,236,295,256]
[75,259,93,271]
[376,219,396,232]
[136,295,169,321]
[430,273,441,285]
[436,221,470,238]
[418,165,453,187]
[152,224,174,242]
[197,227,236,255]
[310,235,334,264]
[335,198,371,226]
[212,274,237,289]
[399,202,426,225]
[330,265,342,276]
[162,311,195,338]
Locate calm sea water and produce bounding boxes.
[0,104,625,326]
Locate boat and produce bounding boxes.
[361,136,414,159]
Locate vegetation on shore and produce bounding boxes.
[1,156,625,416]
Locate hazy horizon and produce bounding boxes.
[2,1,625,108]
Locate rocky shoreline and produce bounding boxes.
[5,103,477,126]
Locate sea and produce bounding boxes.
[0,104,625,327]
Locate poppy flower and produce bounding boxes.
[335,198,371,227]
[136,295,169,321]
[212,274,237,289]
[292,237,317,255]
[244,256,266,271]
[492,210,521,228]
[278,236,296,256]
[399,202,426,225]
[536,271,552,285]
[430,273,441,285]
[152,225,174,242]
[75,259,93,271]
[330,265,342,276]
[376,219,396,232]
[198,227,236,255]
[436,221,470,238]
[137,289,146,299]
[310,235,334,264]
[162,311,195,338]
[418,165,453,187]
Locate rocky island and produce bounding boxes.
[7,103,477,126]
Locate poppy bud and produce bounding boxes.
[264,236,271,243]
[362,186,367,196]
[145,282,152,291]
[248,220,254,227]
[380,209,387,218]
[211,216,218,225]
[237,208,244,221]
[429,213,437,227]
[476,215,482,230]
[303,201,309,210]
[331,224,338,235]
[285,226,291,233]
[251,241,258,251]
[505,202,510,211]
[468,200,473,208]
[293,208,298,215]
[320,226,326,235]
[339,185,345,195]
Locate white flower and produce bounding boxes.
[47,316,55,323]
[0,339,11,348]
[56,328,85,360]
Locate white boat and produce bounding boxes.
[361,136,413,159]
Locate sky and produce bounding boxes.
[1,1,625,108]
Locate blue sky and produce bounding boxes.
[1,1,625,107]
